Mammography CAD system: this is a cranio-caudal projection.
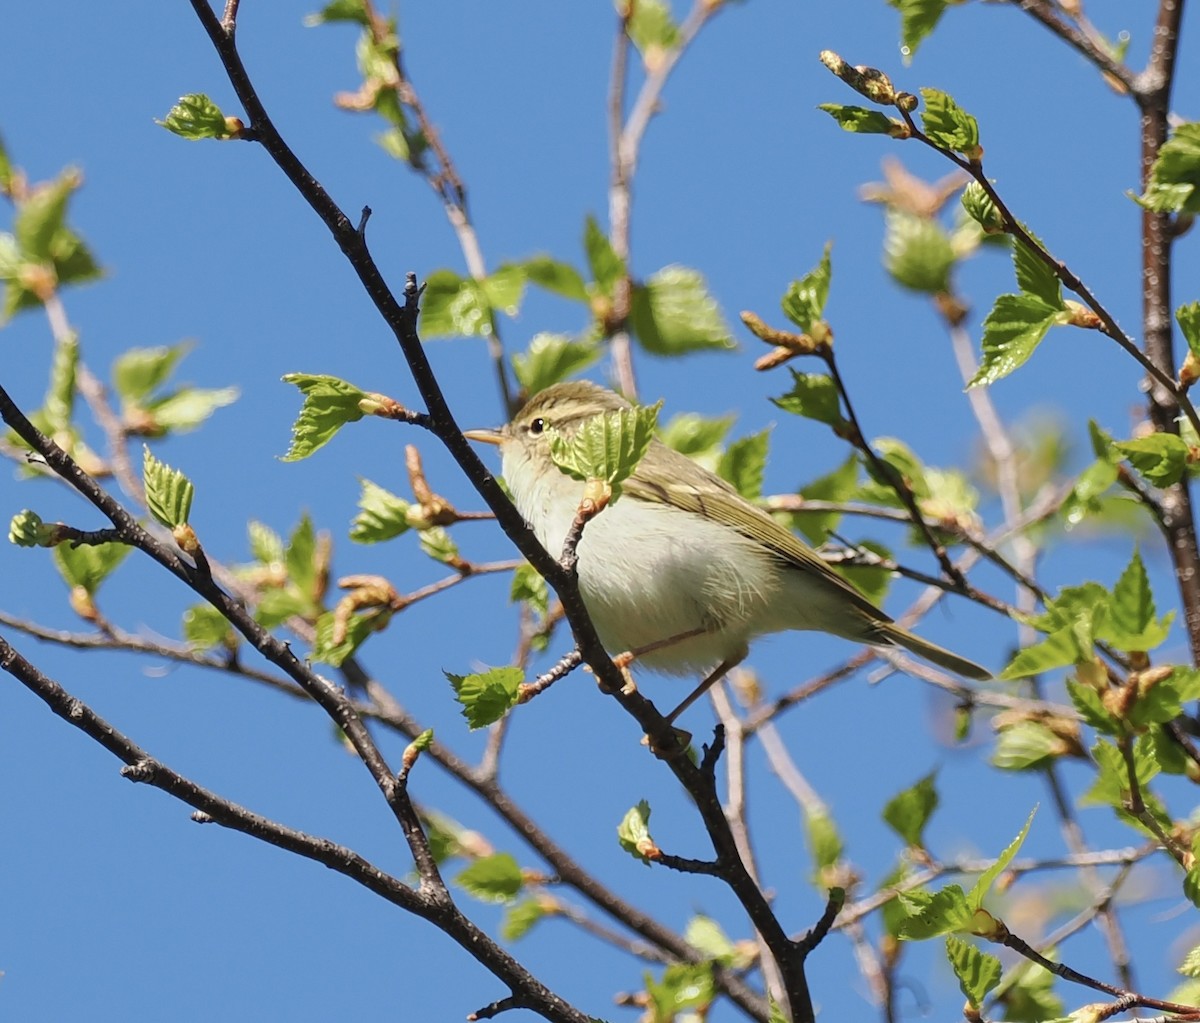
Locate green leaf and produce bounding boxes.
[419,525,460,565]
[1185,865,1200,910]
[311,607,390,666]
[182,603,236,650]
[858,437,929,504]
[659,412,735,467]
[420,270,490,338]
[969,292,1069,387]
[781,243,833,332]
[350,479,411,543]
[481,265,526,316]
[945,935,1002,1009]
[15,174,75,263]
[248,521,285,565]
[112,344,190,402]
[42,332,79,434]
[509,563,549,617]
[584,215,624,295]
[629,266,735,355]
[446,667,523,729]
[888,0,952,62]
[1180,944,1200,978]
[960,181,1003,232]
[1000,630,1086,683]
[1116,434,1190,487]
[281,373,368,461]
[254,587,310,630]
[1066,679,1120,735]
[157,94,234,140]
[645,963,714,1020]
[143,387,238,433]
[806,808,843,875]
[684,916,736,964]
[143,447,194,528]
[1127,669,1196,728]
[0,133,12,192]
[716,429,770,501]
[1099,547,1172,652]
[1137,123,1200,214]
[53,540,131,596]
[771,370,844,428]
[8,509,56,548]
[768,998,789,1023]
[991,721,1069,770]
[512,333,601,396]
[501,898,549,941]
[836,539,894,607]
[1012,234,1063,309]
[625,0,680,54]
[617,800,656,864]
[789,455,859,544]
[1178,301,1200,360]
[919,87,980,154]
[882,772,938,847]
[969,807,1036,909]
[455,852,523,903]
[894,884,972,940]
[304,0,370,26]
[521,256,589,302]
[818,103,900,135]
[548,401,662,500]
[884,211,955,294]
[1082,738,1164,821]
[1001,959,1064,1023]
[285,514,318,597]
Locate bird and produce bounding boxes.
[467,380,988,722]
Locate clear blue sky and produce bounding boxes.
[1,1,1196,1020]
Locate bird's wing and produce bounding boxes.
[627,442,892,624]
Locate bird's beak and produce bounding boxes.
[463,427,503,446]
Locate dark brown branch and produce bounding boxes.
[1010,1,1138,94]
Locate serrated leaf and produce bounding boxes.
[645,962,714,1019]
[714,429,770,501]
[969,292,1068,387]
[304,0,370,25]
[818,103,899,135]
[1099,547,1172,652]
[1180,944,1200,978]
[1012,234,1063,309]
[521,256,589,302]
[509,563,549,617]
[481,265,526,316]
[1137,123,1200,214]
[53,540,131,596]
[501,898,548,941]
[146,387,239,433]
[859,437,929,504]
[960,181,1003,232]
[1116,434,1189,487]
[630,266,735,355]
[456,852,523,903]
[945,935,1001,1008]
[919,87,980,154]
[248,521,285,565]
[311,607,390,666]
[969,807,1036,908]
[1178,302,1200,361]
[512,333,601,396]
[888,0,952,62]
[781,243,832,332]
[143,447,194,528]
[991,721,1068,770]
[684,916,736,964]
[15,175,75,263]
[42,332,78,434]
[883,772,938,847]
[549,401,661,499]
[884,211,955,294]
[420,270,491,338]
[771,370,844,428]
[1066,679,1120,735]
[158,94,233,140]
[584,215,624,294]
[182,603,236,650]
[285,514,318,596]
[625,0,680,54]
[1000,628,1086,681]
[254,587,311,629]
[350,479,411,543]
[8,509,53,548]
[112,344,190,402]
[617,800,655,865]
[419,525,460,565]
[1002,959,1064,1022]
[281,373,368,461]
[447,667,522,729]
[895,884,972,940]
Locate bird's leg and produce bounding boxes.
[611,626,710,671]
[662,646,748,725]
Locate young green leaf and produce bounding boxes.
[629,266,735,355]
[644,963,715,1019]
[304,0,371,25]
[584,215,624,295]
[1136,122,1200,214]
[548,401,662,499]
[8,509,57,548]
[143,447,194,528]
[960,181,1004,233]
[1178,301,1200,360]
[145,387,239,433]
[446,667,523,729]
[626,0,680,55]
[884,211,955,294]
[53,540,131,596]
[501,898,549,941]
[1099,547,1173,652]
[888,0,953,62]
[788,455,859,544]
[285,514,318,597]
[771,370,844,428]
[683,916,737,965]
[969,293,1070,388]
[836,539,894,607]
[945,935,1002,1009]
[480,265,526,317]
[716,429,770,501]
[894,884,972,940]
[158,94,235,140]
[247,520,285,565]
[818,104,901,135]
[521,256,589,302]
[41,332,79,435]
[1012,234,1063,309]
[350,479,412,543]
[420,270,490,338]
[182,603,237,650]
[991,720,1070,771]
[419,526,460,565]
[781,243,833,333]
[617,800,657,864]
[999,629,1086,680]
[512,333,600,396]
[509,563,549,617]
[968,807,1036,909]
[1066,679,1120,735]
[311,607,390,666]
[806,808,843,877]
[659,412,736,467]
[281,373,369,461]
[1116,434,1189,487]
[112,344,190,402]
[15,174,75,264]
[455,852,523,903]
[882,772,938,847]
[919,88,980,155]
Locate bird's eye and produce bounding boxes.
[529,417,546,435]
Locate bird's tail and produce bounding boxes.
[875,621,990,680]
